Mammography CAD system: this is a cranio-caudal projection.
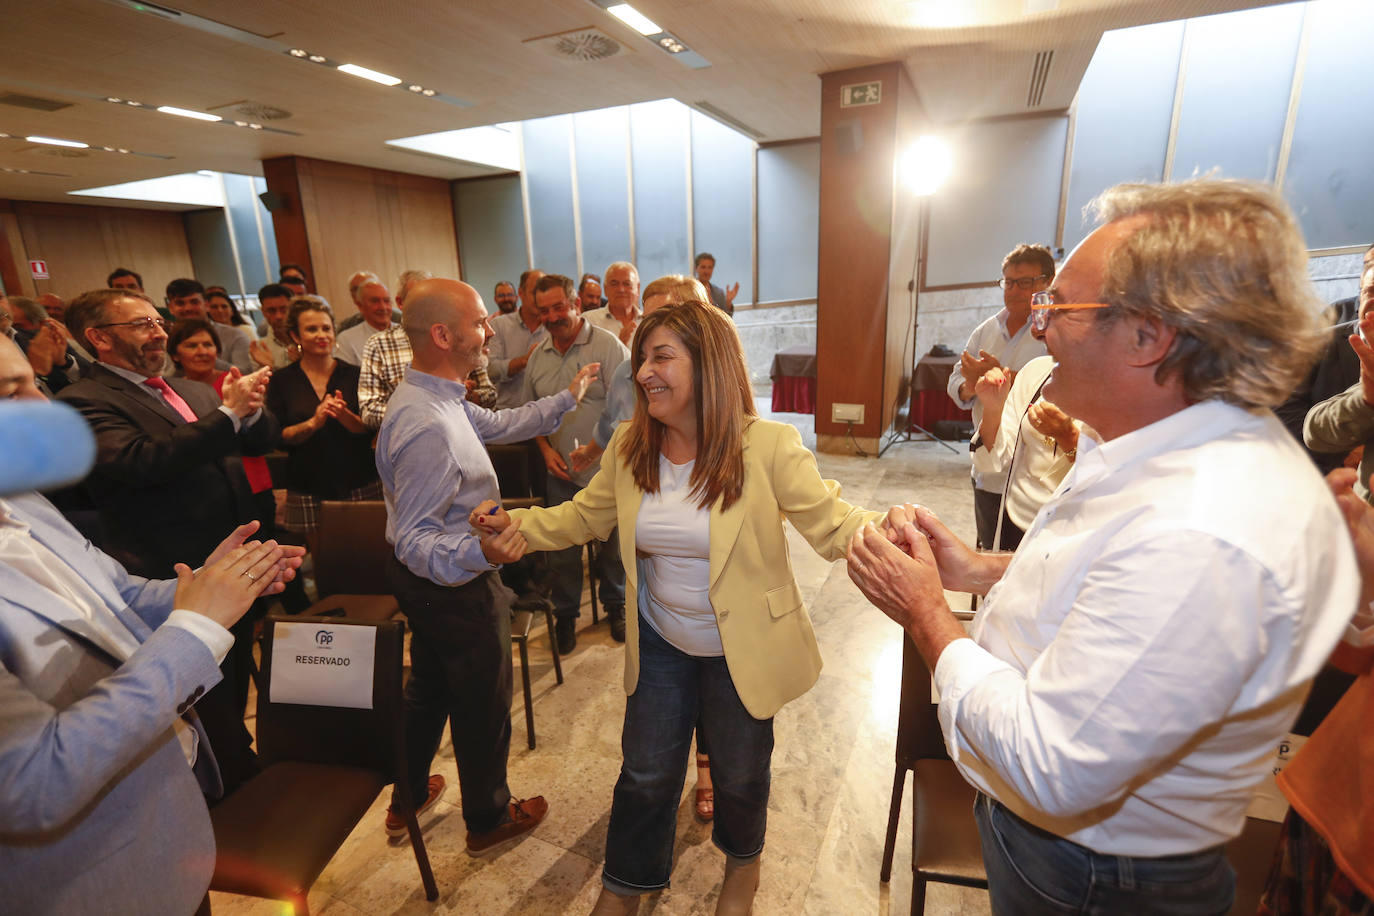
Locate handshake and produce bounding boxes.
[846,504,996,639]
[469,500,526,566]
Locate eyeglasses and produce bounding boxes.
[95,317,169,333]
[998,275,1050,290]
[1030,291,1112,332]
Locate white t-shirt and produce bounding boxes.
[634,455,720,656]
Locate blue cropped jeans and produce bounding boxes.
[602,619,773,894]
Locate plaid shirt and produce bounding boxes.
[359,325,496,427]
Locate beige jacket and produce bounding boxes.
[511,419,881,719]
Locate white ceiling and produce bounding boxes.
[0,0,1288,210]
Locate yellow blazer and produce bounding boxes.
[511,418,882,719]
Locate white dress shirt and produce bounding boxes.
[334,320,388,365]
[977,356,1081,537]
[933,400,1359,856]
[946,308,1047,491]
[0,499,234,766]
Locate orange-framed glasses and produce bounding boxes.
[1030,291,1112,332]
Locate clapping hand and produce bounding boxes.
[319,389,365,432]
[221,366,272,418]
[1027,400,1077,452]
[178,533,301,628]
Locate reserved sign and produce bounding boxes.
[270,622,376,709]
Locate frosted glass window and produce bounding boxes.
[757,141,819,303]
[1064,21,1185,250]
[630,99,691,285]
[573,107,633,280]
[522,115,579,276]
[254,177,280,283]
[454,175,528,314]
[690,109,755,303]
[1171,4,1303,183]
[924,116,1067,288]
[223,174,269,293]
[1283,0,1374,249]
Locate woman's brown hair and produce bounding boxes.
[618,300,756,510]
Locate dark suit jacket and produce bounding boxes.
[57,363,280,577]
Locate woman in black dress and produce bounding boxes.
[265,296,380,551]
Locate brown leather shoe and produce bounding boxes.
[384,773,446,838]
[465,796,549,857]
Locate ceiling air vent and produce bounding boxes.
[209,99,292,121]
[1027,51,1053,108]
[527,27,626,62]
[0,92,72,112]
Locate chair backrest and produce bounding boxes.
[894,633,953,764]
[255,615,406,780]
[314,500,392,597]
[487,443,534,498]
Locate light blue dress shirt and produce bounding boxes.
[376,366,575,586]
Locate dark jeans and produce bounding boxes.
[546,474,625,620]
[387,558,513,834]
[603,620,773,894]
[972,485,1024,551]
[974,793,1235,915]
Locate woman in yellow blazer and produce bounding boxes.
[472,301,881,915]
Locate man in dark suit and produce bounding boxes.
[58,287,279,793]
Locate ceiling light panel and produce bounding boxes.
[0,132,172,159]
[337,63,403,86]
[607,3,661,35]
[588,0,710,69]
[100,96,298,135]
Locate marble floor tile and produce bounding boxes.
[211,408,991,916]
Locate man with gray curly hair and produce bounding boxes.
[848,179,1363,914]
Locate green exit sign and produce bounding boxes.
[840,81,882,108]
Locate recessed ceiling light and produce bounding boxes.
[607,3,662,35]
[658,36,685,52]
[408,84,423,92]
[337,63,403,86]
[106,96,123,103]
[289,48,308,58]
[421,89,436,97]
[308,54,327,63]
[27,135,89,148]
[157,105,222,122]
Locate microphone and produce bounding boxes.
[0,400,96,496]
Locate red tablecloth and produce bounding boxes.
[910,355,971,430]
[770,346,818,415]
[772,376,817,414]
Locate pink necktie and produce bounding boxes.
[144,376,199,423]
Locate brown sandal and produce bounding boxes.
[694,753,714,822]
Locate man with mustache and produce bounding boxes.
[524,274,629,651]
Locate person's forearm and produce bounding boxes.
[281,416,322,445]
[978,399,1005,449]
[1305,386,1374,452]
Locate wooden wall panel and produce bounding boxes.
[266,157,461,316]
[4,200,193,301]
[815,62,904,449]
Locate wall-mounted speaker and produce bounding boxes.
[258,190,287,212]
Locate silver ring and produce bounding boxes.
[243,571,258,582]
